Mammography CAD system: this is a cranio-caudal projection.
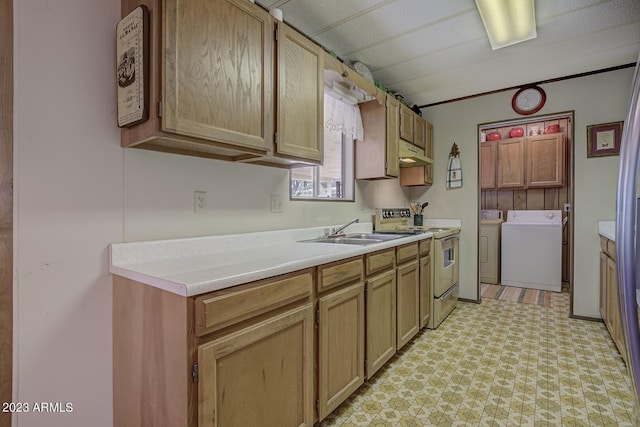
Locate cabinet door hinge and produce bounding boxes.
[315,308,319,326]
[192,362,199,384]
[274,28,278,41]
[315,399,319,414]
[158,101,162,118]
[274,132,278,145]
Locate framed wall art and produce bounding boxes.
[587,121,623,158]
[116,5,149,127]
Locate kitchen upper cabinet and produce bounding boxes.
[198,304,314,427]
[481,141,497,189]
[413,115,426,149]
[318,282,365,419]
[399,104,415,143]
[121,0,274,161]
[271,22,323,164]
[497,138,526,189]
[356,94,400,179]
[399,120,434,187]
[525,133,565,188]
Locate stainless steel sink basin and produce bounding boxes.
[299,233,406,245]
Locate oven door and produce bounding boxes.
[434,235,459,297]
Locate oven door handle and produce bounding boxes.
[440,235,458,244]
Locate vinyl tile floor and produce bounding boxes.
[319,289,635,426]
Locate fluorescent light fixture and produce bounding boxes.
[475,0,537,50]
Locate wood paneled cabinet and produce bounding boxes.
[318,282,365,419]
[497,138,526,189]
[268,22,324,165]
[480,141,497,189]
[356,94,400,179]
[399,104,415,143]
[600,236,626,364]
[399,120,434,187]
[396,243,420,349]
[487,133,565,189]
[198,304,314,427]
[413,115,426,149]
[419,239,432,329]
[525,133,565,187]
[364,249,397,378]
[120,0,323,167]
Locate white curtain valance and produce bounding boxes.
[324,93,364,141]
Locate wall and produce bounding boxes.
[412,67,633,317]
[13,1,412,426]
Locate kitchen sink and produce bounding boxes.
[299,233,406,245]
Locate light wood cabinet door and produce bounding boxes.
[163,0,273,151]
[497,138,525,189]
[365,270,396,378]
[385,96,400,177]
[198,303,314,427]
[419,255,432,329]
[356,95,399,179]
[481,141,497,189]
[413,115,426,149]
[606,256,626,361]
[399,104,414,143]
[425,122,434,184]
[276,23,323,162]
[318,282,365,420]
[600,251,608,322]
[525,133,565,188]
[396,261,420,349]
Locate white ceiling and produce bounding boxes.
[256,0,640,107]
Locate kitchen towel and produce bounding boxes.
[447,156,462,188]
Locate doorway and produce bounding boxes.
[477,112,574,312]
[0,0,13,425]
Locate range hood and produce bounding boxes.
[399,140,431,167]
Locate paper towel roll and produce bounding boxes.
[269,8,283,21]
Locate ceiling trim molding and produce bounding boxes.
[419,62,637,109]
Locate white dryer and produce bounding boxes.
[501,210,562,292]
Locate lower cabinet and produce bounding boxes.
[113,236,434,427]
[198,304,314,427]
[600,236,626,364]
[318,282,366,419]
[419,252,432,329]
[396,260,420,349]
[365,269,397,378]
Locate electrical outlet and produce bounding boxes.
[194,191,207,213]
[270,195,283,213]
[564,203,571,212]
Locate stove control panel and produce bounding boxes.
[378,208,411,219]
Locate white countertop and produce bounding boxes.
[598,221,615,241]
[110,220,461,297]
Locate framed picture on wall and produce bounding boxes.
[587,121,623,158]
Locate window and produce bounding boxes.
[290,94,360,201]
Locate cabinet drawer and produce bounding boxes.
[419,238,432,256]
[365,249,395,276]
[195,270,313,336]
[318,257,364,292]
[397,242,419,264]
[607,239,616,260]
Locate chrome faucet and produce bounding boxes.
[327,218,360,237]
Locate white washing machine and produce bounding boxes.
[501,210,562,292]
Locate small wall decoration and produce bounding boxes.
[116,5,149,127]
[587,121,623,158]
[447,142,462,189]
